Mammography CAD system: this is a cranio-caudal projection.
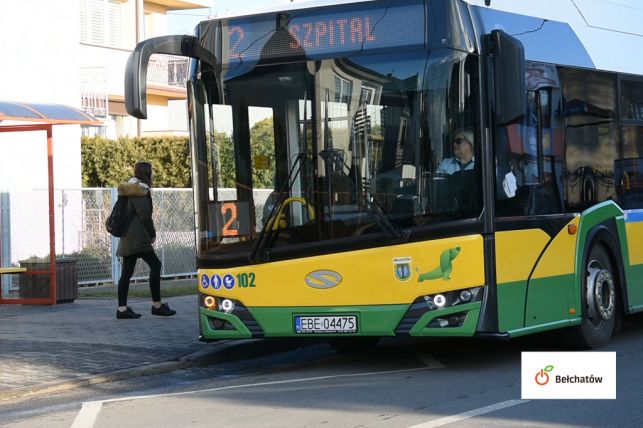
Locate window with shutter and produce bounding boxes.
[107,0,121,48]
[80,0,87,41]
[79,0,122,48]
[89,0,104,45]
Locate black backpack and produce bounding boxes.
[105,196,131,237]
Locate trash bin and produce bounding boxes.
[19,258,78,303]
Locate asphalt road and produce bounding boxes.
[3,315,643,428]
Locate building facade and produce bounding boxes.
[0,0,209,270]
[79,0,211,138]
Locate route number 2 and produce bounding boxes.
[221,202,239,236]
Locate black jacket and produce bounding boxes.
[115,179,156,257]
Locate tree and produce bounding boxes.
[250,118,275,189]
[213,131,235,188]
[82,118,276,189]
[212,118,275,189]
[81,136,191,187]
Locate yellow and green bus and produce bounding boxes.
[125,0,643,349]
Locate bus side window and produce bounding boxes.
[496,62,564,216]
[560,67,618,212]
[618,80,643,209]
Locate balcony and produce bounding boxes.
[147,54,189,89]
[80,67,108,118]
[80,54,188,117]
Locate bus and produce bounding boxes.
[124,0,643,349]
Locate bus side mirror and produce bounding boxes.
[125,35,219,119]
[485,30,526,126]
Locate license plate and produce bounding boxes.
[294,315,357,334]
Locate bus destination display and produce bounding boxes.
[224,0,425,65]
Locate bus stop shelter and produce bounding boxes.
[0,101,101,304]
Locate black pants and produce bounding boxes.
[118,251,162,307]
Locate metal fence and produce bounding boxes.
[0,188,272,289]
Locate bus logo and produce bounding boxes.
[305,270,342,289]
[393,257,412,281]
[417,247,461,282]
[535,365,554,386]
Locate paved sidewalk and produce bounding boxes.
[0,292,296,402]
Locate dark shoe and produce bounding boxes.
[151,302,176,317]
[117,306,141,319]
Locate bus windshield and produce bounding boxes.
[192,47,481,264]
[184,0,481,264]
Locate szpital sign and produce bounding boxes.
[521,352,616,399]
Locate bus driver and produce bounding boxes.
[436,130,475,175]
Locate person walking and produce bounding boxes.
[115,161,176,319]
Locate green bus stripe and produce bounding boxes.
[200,302,484,339]
[497,279,528,332]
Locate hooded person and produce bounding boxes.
[115,161,176,319]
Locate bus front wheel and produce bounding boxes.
[573,244,617,349]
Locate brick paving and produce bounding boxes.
[0,294,206,392]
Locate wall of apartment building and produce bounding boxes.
[0,0,198,267]
[0,0,83,191]
[144,2,170,39]
[168,99,189,133]
[78,0,191,138]
[0,1,84,263]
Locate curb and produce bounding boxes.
[0,338,310,403]
[183,338,311,366]
[0,360,191,402]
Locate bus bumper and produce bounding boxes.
[198,294,482,341]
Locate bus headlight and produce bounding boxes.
[220,299,235,313]
[459,289,472,302]
[418,287,483,310]
[433,294,447,308]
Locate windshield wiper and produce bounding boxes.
[365,197,410,243]
[329,102,410,244]
[248,152,307,263]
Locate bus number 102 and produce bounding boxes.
[236,273,256,288]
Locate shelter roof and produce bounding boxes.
[0,101,101,126]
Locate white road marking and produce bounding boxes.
[71,401,103,428]
[414,351,446,369]
[407,399,530,428]
[73,367,432,427]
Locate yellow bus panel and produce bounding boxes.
[495,229,549,283]
[626,222,643,265]
[531,217,580,279]
[199,235,485,307]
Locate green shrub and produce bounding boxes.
[82,136,192,188]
